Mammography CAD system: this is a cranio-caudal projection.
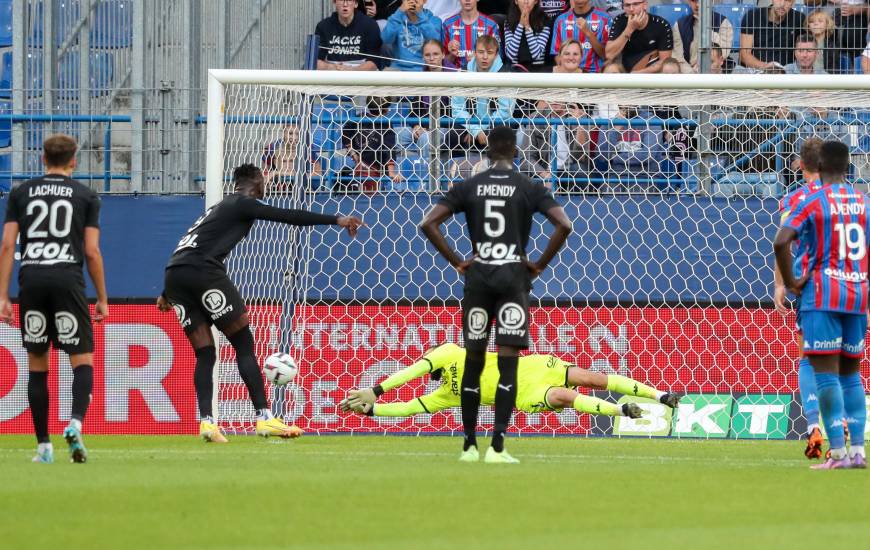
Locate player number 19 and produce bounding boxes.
[834,222,866,261]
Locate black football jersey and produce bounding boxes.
[438,168,558,265]
[4,175,101,283]
[166,193,339,271]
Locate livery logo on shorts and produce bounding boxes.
[23,310,47,342]
[498,303,526,330]
[202,290,227,314]
[202,289,234,320]
[467,307,489,340]
[55,311,80,346]
[173,304,190,328]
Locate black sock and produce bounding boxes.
[492,355,518,453]
[27,371,49,444]
[70,364,93,423]
[229,327,268,411]
[461,352,485,451]
[193,346,217,418]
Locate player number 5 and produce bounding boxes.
[484,199,505,238]
[834,222,866,261]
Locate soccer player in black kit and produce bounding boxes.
[420,126,573,463]
[157,164,363,443]
[0,134,108,464]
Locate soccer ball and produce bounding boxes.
[263,352,298,386]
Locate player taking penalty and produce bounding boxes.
[158,164,363,443]
[0,134,108,464]
[774,140,868,470]
[420,126,572,463]
[774,137,824,459]
[339,343,681,420]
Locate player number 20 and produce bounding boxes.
[484,199,505,238]
[834,222,866,261]
[25,199,73,239]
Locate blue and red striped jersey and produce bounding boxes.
[442,13,501,70]
[550,9,610,73]
[785,183,870,314]
[779,180,822,280]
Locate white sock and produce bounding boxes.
[256,409,273,421]
[830,447,848,460]
[807,423,820,435]
[849,445,865,459]
[69,418,82,431]
[201,415,214,424]
[37,442,53,454]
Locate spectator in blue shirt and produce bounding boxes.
[382,0,443,70]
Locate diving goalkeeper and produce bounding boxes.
[340,343,680,420]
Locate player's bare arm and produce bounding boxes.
[0,220,19,322]
[84,227,108,322]
[419,203,472,273]
[773,227,808,295]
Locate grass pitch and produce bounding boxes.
[1,435,869,549]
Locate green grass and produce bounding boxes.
[1,435,869,549]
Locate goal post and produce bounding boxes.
[205,69,870,438]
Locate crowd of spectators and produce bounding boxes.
[262,0,870,193]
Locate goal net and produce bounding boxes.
[209,70,870,439]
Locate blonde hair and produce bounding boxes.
[806,10,835,40]
[558,39,582,56]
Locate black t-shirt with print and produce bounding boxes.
[608,13,673,71]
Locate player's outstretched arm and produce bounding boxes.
[419,204,472,273]
[84,227,108,322]
[240,199,364,237]
[527,205,572,277]
[341,359,436,412]
[0,221,19,322]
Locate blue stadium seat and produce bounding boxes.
[792,4,810,15]
[57,51,115,98]
[650,4,691,27]
[0,153,10,192]
[0,0,12,47]
[0,51,10,99]
[90,0,132,48]
[0,100,10,148]
[396,155,427,191]
[714,4,751,51]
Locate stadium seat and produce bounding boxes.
[0,153,10,192]
[0,0,12,47]
[649,4,691,27]
[0,100,10,148]
[90,0,132,48]
[57,51,115,98]
[396,154,428,191]
[714,4,750,50]
[0,51,10,99]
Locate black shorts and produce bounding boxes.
[164,265,246,333]
[462,262,531,351]
[18,279,93,355]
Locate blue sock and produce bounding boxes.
[840,372,866,448]
[815,372,846,450]
[797,357,820,431]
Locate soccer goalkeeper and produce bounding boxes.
[340,343,680,431]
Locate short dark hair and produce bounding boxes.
[233,163,264,190]
[819,140,850,179]
[487,126,516,161]
[795,32,816,47]
[800,137,823,172]
[43,134,78,167]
